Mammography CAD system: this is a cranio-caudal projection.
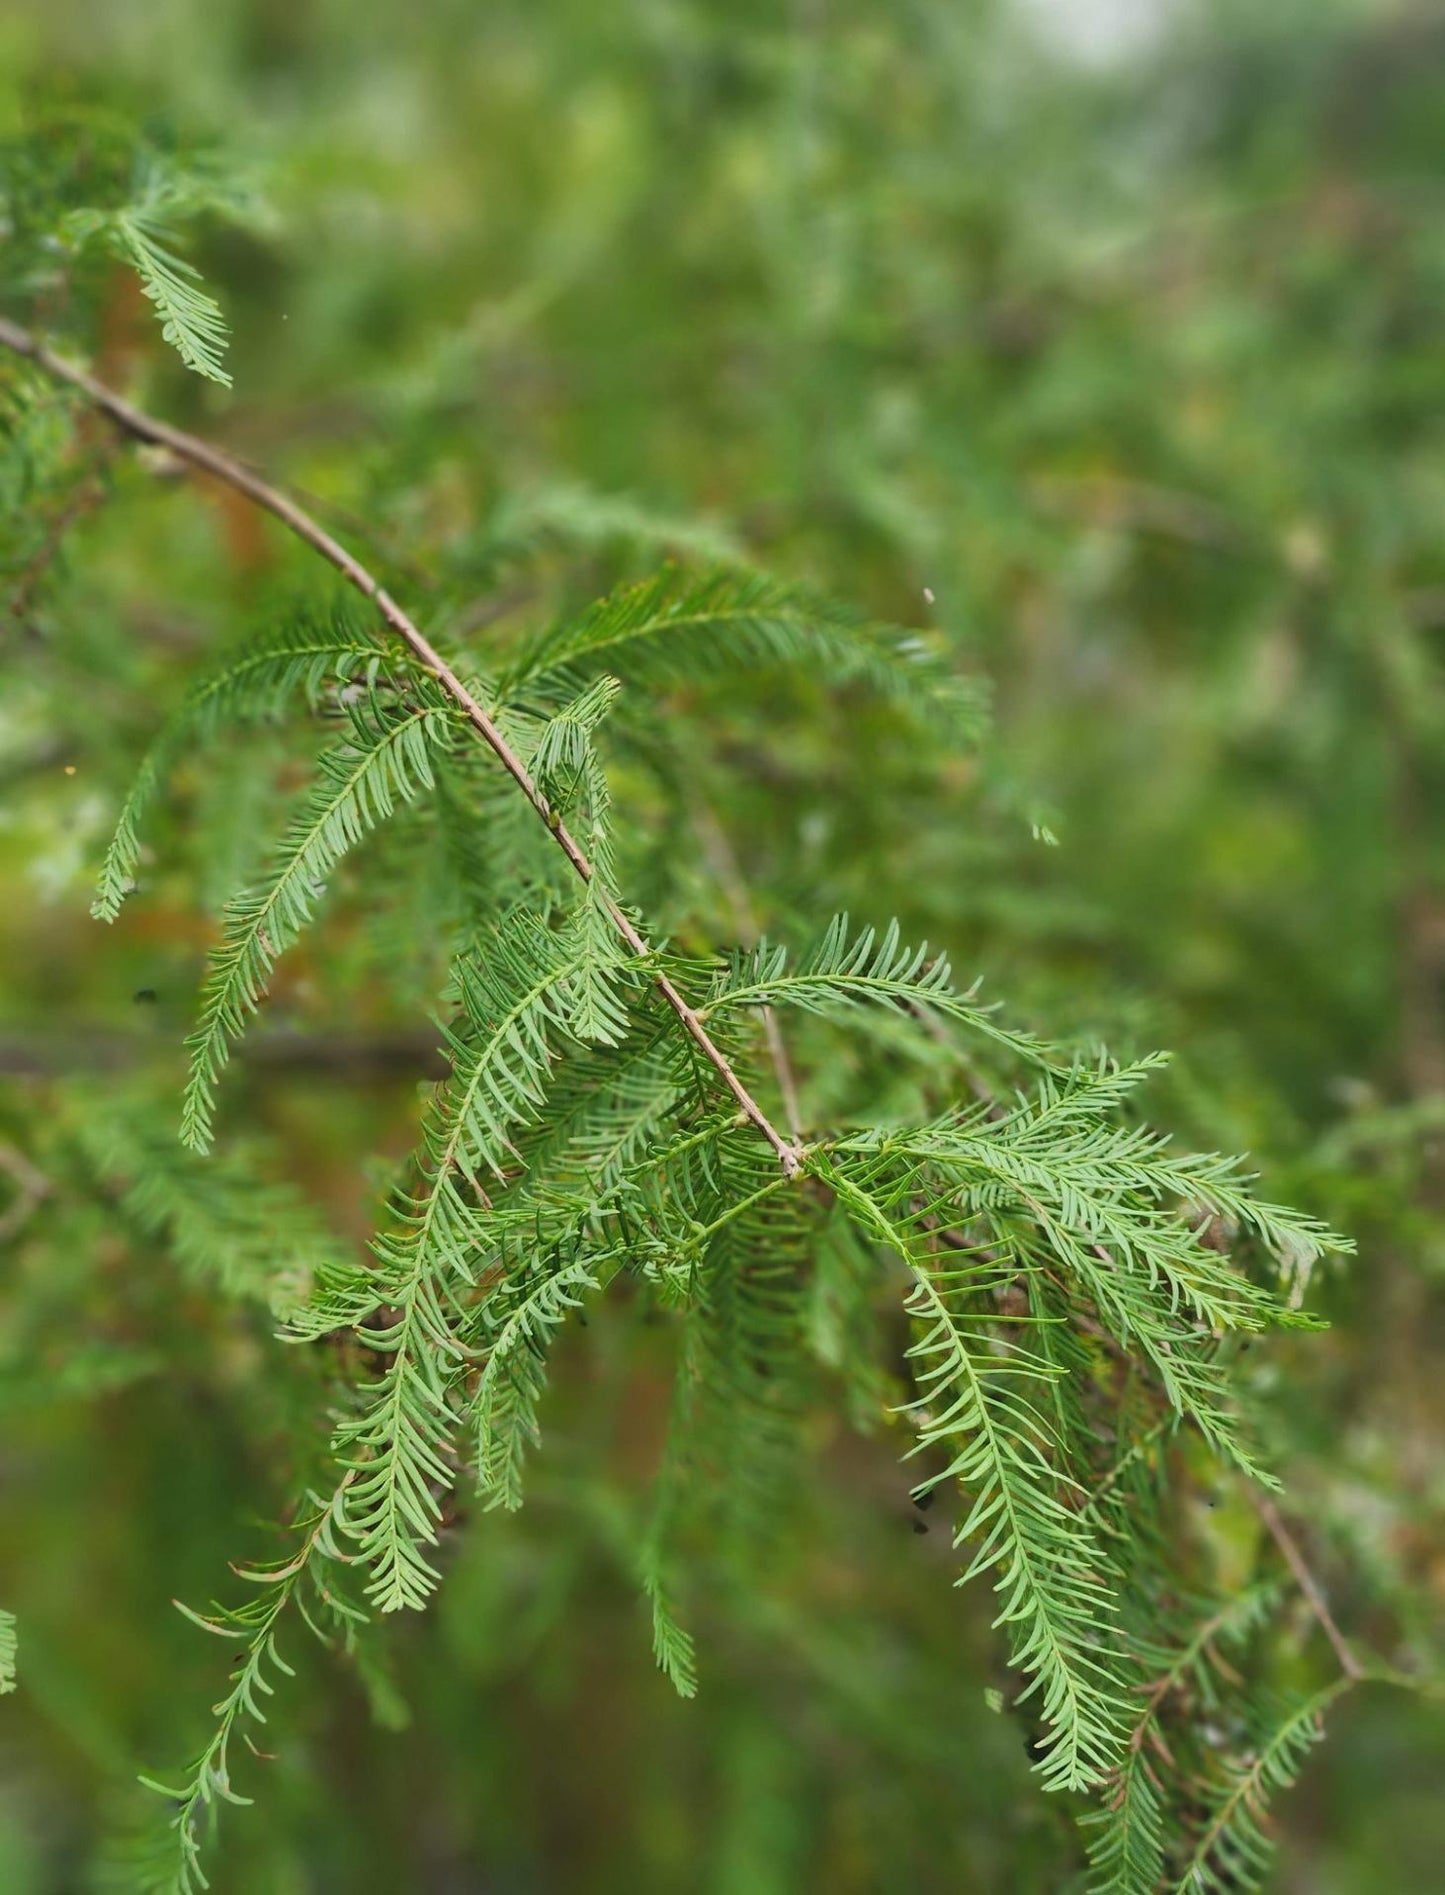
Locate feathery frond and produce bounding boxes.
[822,1159,1130,1792]
[640,1564,699,1701]
[1172,1683,1351,1894]
[0,1609,15,1695]
[181,698,453,1151]
[116,214,232,385]
[72,1101,350,1315]
[502,567,987,739]
[704,913,1052,1070]
[133,1486,355,1895]
[94,608,403,921]
[60,154,248,387]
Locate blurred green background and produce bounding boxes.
[2,1,1444,1888]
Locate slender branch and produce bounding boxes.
[1127,1597,1240,1761]
[6,446,114,629]
[0,1139,50,1243]
[1250,1489,1362,1681]
[0,316,801,1177]
[692,802,804,1140]
[0,1028,448,1079]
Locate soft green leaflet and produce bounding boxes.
[117,215,232,386]
[640,1565,699,1701]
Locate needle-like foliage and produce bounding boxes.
[93,608,405,922]
[181,693,455,1151]
[502,565,988,740]
[59,153,253,386]
[63,543,1355,1888]
[128,1486,360,1895]
[115,215,232,386]
[1172,1683,1351,1894]
[0,240,1364,1884]
[72,1100,350,1314]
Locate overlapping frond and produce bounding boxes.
[182,698,453,1151]
[94,607,403,921]
[1086,1584,1282,1895]
[704,914,1052,1071]
[682,1140,818,1543]
[524,674,633,1044]
[837,1059,1346,1470]
[499,1033,681,1205]
[320,911,615,1610]
[73,1103,349,1314]
[528,672,622,800]
[1172,1683,1350,1894]
[472,1244,600,1509]
[463,1110,754,1508]
[629,1133,816,1703]
[0,368,87,597]
[501,566,987,739]
[821,1159,1131,1792]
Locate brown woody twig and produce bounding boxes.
[7,448,114,630]
[1250,1489,1362,1681]
[0,1139,50,1244]
[691,802,804,1142]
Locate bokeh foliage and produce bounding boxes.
[2,1,1443,1889]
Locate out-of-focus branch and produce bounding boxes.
[0,1139,50,1241]
[692,803,804,1142]
[7,449,115,631]
[1251,1490,1362,1682]
[0,1029,447,1081]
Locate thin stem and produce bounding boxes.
[692,802,805,1140]
[1251,1489,1362,1681]
[0,317,801,1177]
[0,1139,50,1243]
[7,446,113,628]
